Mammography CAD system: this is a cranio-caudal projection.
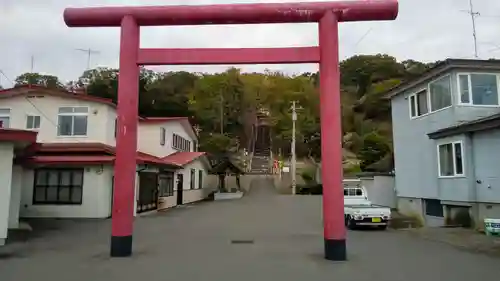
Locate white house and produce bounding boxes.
[0,85,213,245]
[0,128,38,246]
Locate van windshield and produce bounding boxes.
[344,188,363,196]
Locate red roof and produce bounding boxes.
[0,85,116,107]
[26,155,115,165]
[161,151,206,166]
[20,142,205,167]
[0,128,38,143]
[25,142,115,154]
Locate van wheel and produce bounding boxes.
[344,215,349,226]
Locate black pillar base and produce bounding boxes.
[110,235,133,257]
[324,239,346,261]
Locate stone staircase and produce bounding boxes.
[249,152,270,174]
[249,121,271,174]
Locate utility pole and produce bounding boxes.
[291,101,298,195]
[463,0,480,58]
[76,48,100,69]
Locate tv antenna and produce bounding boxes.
[461,0,480,58]
[75,48,100,69]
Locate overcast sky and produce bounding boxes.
[1,0,500,87]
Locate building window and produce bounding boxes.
[160,127,166,146]
[429,75,452,112]
[198,170,203,189]
[190,169,196,189]
[458,73,499,106]
[33,169,84,205]
[158,173,174,197]
[409,89,429,118]
[437,141,464,177]
[172,133,191,152]
[26,115,41,130]
[57,107,88,136]
[0,108,11,128]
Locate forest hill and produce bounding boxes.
[7,54,438,173]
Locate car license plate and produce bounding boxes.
[372,218,381,223]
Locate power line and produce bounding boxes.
[353,27,373,49]
[0,70,14,85]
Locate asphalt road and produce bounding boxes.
[0,178,498,281]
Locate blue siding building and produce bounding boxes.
[386,59,500,228]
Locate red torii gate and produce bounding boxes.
[64,0,398,261]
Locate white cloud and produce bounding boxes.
[1,0,500,87]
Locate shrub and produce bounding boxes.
[295,184,310,195]
[301,167,316,184]
[344,164,362,175]
[294,183,322,195]
[310,184,323,195]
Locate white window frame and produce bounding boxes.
[0,108,11,128]
[408,88,429,119]
[437,141,465,178]
[428,74,453,113]
[57,106,89,137]
[26,115,41,130]
[456,72,500,107]
[172,133,191,151]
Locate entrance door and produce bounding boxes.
[137,172,158,213]
[176,174,184,205]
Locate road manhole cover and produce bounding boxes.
[231,239,254,244]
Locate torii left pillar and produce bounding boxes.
[63,0,398,261]
[109,15,140,257]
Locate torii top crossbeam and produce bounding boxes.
[64,0,398,27]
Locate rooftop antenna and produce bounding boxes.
[461,0,480,58]
[30,55,34,72]
[75,48,100,69]
[75,48,100,94]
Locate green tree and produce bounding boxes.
[143,71,198,118]
[358,132,392,172]
[15,73,63,88]
[198,132,239,154]
[340,54,405,97]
